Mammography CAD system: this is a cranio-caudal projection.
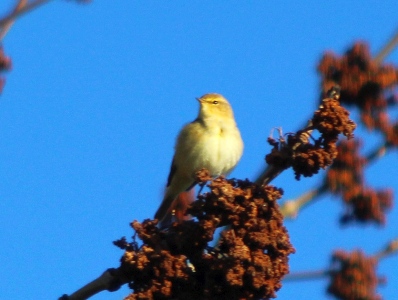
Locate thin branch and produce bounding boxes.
[281,138,392,219]
[254,164,285,186]
[366,142,389,162]
[0,0,27,41]
[374,28,398,64]
[285,238,398,283]
[59,268,129,300]
[280,182,328,218]
[373,238,398,261]
[284,269,331,281]
[0,0,51,29]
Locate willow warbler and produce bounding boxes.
[155,93,243,225]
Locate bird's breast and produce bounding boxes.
[173,120,243,180]
[192,123,243,176]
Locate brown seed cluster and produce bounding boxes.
[0,46,11,93]
[327,249,383,300]
[266,87,356,180]
[318,42,398,146]
[326,140,393,225]
[115,170,295,300]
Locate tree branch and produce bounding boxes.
[59,268,128,300]
[0,0,51,29]
[374,28,398,64]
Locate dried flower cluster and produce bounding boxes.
[114,170,294,300]
[0,46,11,93]
[326,140,393,225]
[266,87,356,180]
[318,42,398,146]
[327,249,383,300]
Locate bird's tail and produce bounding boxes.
[154,194,175,226]
[155,189,195,227]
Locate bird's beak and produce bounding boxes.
[196,97,203,103]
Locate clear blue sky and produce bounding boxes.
[0,1,397,299]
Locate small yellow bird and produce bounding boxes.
[155,93,244,225]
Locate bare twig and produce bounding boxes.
[0,0,51,29]
[366,142,389,162]
[284,269,331,281]
[286,237,398,284]
[281,138,392,219]
[0,0,28,41]
[373,238,398,261]
[374,28,398,64]
[255,164,284,186]
[280,182,328,218]
[59,268,128,300]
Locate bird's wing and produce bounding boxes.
[166,158,177,187]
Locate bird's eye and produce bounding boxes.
[213,100,218,104]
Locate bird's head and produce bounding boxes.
[196,93,235,121]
